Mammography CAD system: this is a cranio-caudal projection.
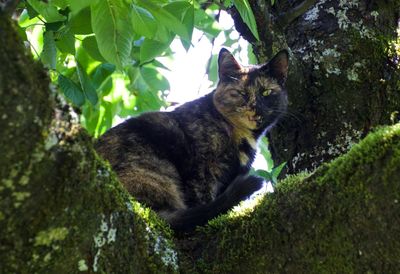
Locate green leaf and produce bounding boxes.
[259,136,274,172]
[140,66,170,91]
[247,43,257,65]
[181,4,194,50]
[81,104,99,135]
[232,0,260,41]
[69,0,98,14]
[271,162,286,185]
[98,77,114,97]
[41,31,57,69]
[25,2,39,18]
[131,4,157,39]
[58,74,85,106]
[119,95,137,118]
[153,25,173,43]
[76,62,98,105]
[68,7,93,35]
[91,0,133,70]
[128,67,164,112]
[96,101,114,136]
[208,54,218,83]
[45,21,64,31]
[55,30,75,55]
[151,60,170,71]
[82,36,106,62]
[223,0,233,6]
[136,88,165,112]
[92,63,116,89]
[137,0,190,41]
[140,38,172,64]
[28,0,66,23]
[163,1,191,18]
[256,169,272,180]
[51,0,69,9]
[163,1,194,44]
[194,9,221,38]
[75,45,98,72]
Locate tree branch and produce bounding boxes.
[276,0,318,29]
[0,15,178,274]
[179,124,400,273]
[2,4,400,274]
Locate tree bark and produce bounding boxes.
[246,0,400,175]
[0,15,178,274]
[1,2,400,273]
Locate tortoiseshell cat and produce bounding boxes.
[95,49,289,231]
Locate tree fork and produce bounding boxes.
[1,5,400,274]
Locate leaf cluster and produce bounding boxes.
[17,0,260,138]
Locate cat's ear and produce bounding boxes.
[264,49,289,85]
[218,48,242,82]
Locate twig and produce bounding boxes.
[25,39,40,59]
[276,0,318,29]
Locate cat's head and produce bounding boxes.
[213,48,288,135]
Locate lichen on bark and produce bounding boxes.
[246,0,400,175]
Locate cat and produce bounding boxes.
[95,48,289,231]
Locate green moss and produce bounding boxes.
[187,124,400,273]
[1,94,178,274]
[34,227,69,246]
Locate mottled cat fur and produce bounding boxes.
[95,49,289,231]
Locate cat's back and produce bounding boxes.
[95,111,188,211]
[96,111,187,165]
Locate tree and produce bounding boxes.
[246,0,400,175]
[1,0,399,273]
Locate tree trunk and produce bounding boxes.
[0,15,178,274]
[247,0,400,175]
[1,2,400,273]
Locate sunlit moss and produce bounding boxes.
[190,123,400,273]
[34,227,69,247]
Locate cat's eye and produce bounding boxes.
[263,89,272,96]
[230,90,244,98]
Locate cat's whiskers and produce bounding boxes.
[269,108,304,124]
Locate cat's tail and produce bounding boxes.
[162,175,264,232]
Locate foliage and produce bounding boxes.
[18,0,274,171]
[231,0,259,41]
[19,0,198,136]
[17,0,260,138]
[250,136,286,186]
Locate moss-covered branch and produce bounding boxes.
[0,14,178,274]
[180,124,400,273]
[2,6,400,274]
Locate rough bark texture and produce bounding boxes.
[0,15,178,274]
[1,1,400,273]
[247,0,400,175]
